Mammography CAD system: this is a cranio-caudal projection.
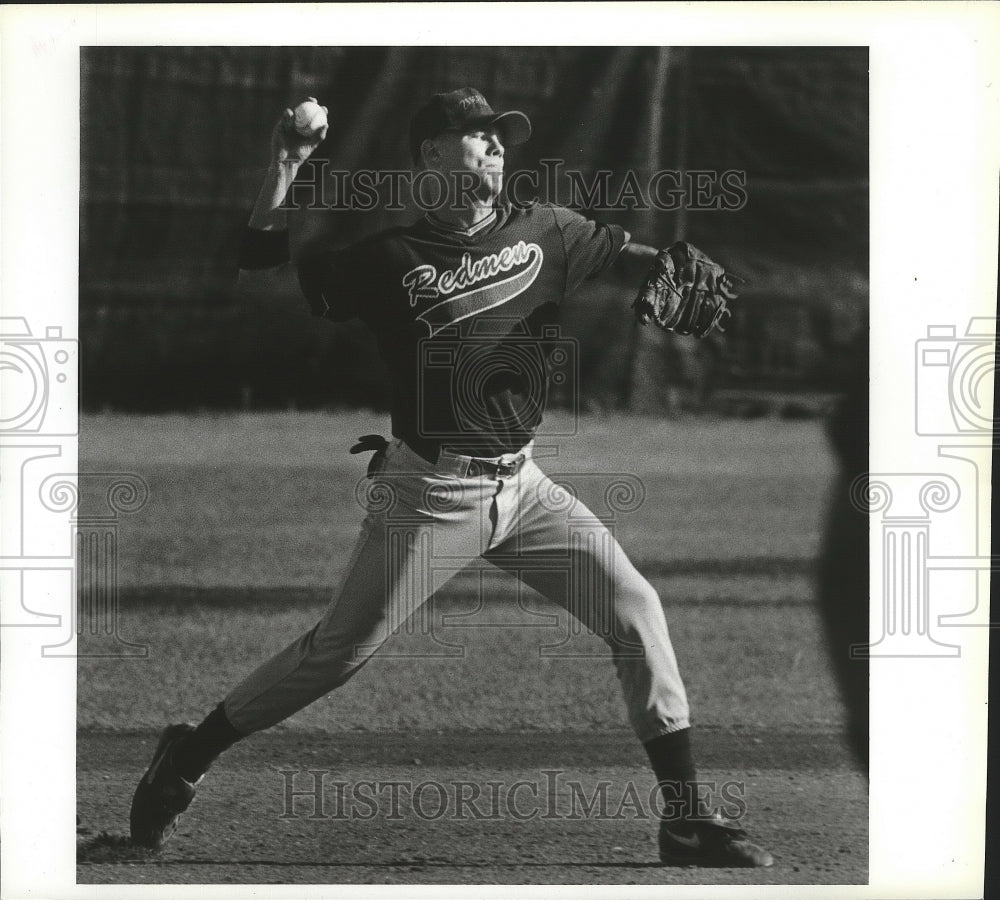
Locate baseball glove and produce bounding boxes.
[632,242,741,338]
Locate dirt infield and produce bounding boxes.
[76,415,865,885]
[78,728,866,886]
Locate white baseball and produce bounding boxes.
[293,100,327,137]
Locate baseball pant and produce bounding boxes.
[223,438,690,742]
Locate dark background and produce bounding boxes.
[80,46,868,413]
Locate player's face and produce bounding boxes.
[431,127,505,203]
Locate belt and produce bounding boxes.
[457,452,527,479]
[429,442,529,478]
[352,434,528,479]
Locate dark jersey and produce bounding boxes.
[298,202,627,458]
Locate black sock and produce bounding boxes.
[171,703,244,782]
[643,727,698,824]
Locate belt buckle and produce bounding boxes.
[466,451,525,479]
[497,453,525,478]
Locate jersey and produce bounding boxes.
[298,201,627,459]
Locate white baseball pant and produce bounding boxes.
[223,438,691,742]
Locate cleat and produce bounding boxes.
[129,724,200,849]
[659,812,774,867]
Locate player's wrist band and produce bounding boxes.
[239,227,291,269]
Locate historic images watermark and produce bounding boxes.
[0,316,147,656]
[851,316,996,659]
[277,769,748,823]
[284,161,748,214]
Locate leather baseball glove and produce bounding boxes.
[632,242,741,338]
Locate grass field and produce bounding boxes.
[79,410,835,584]
[76,411,866,885]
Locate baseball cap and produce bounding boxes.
[409,87,532,163]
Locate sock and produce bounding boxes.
[171,703,245,783]
[643,727,698,825]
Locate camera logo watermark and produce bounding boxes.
[914,319,995,436]
[1,316,148,657]
[854,316,996,659]
[0,317,77,436]
[416,320,579,440]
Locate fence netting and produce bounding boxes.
[81,46,868,412]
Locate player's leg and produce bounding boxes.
[483,459,772,866]
[130,440,493,847]
[482,459,691,747]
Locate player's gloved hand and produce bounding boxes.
[632,241,743,339]
[270,97,329,165]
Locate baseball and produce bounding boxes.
[293,99,327,137]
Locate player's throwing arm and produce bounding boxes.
[237,99,329,287]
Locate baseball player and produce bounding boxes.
[130,87,773,867]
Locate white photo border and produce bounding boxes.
[1,3,997,899]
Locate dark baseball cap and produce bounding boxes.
[409,87,532,163]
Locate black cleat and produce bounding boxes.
[659,812,774,867]
[129,724,200,849]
